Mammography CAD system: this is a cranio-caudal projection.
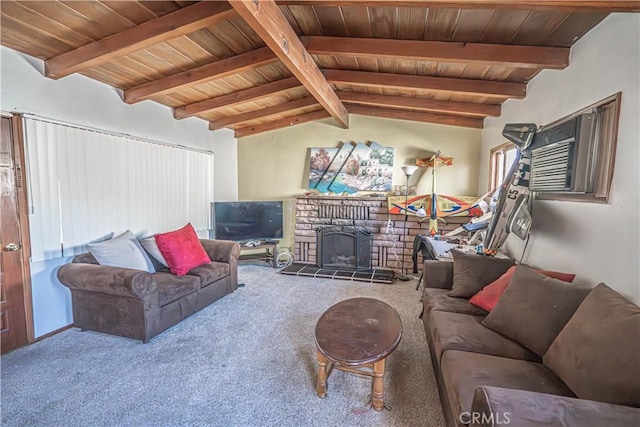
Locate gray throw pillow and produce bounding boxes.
[544,283,640,407]
[449,249,515,298]
[482,265,590,356]
[87,230,155,273]
[140,237,168,267]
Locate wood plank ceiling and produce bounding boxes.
[1,1,638,137]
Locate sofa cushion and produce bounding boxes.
[87,230,155,273]
[429,311,540,363]
[140,237,168,267]
[544,283,640,407]
[471,386,640,427]
[187,262,230,288]
[441,350,574,422]
[153,272,199,307]
[155,223,211,276]
[470,266,576,312]
[482,265,591,356]
[73,253,99,264]
[424,288,488,316]
[449,250,515,298]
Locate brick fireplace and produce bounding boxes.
[294,195,469,275]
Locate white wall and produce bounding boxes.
[479,14,640,303]
[1,47,238,201]
[1,47,239,337]
[238,114,482,248]
[239,114,482,199]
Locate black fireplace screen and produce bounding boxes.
[316,226,372,271]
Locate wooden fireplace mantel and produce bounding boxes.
[293,195,469,275]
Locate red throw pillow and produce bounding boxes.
[154,224,211,276]
[537,270,577,283]
[470,266,576,312]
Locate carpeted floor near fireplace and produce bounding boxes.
[1,264,445,427]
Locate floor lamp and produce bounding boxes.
[397,165,419,281]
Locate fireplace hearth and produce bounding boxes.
[279,262,394,284]
[316,226,372,271]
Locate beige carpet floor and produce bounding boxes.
[1,263,445,427]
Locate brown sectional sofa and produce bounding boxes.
[421,260,640,427]
[58,239,240,343]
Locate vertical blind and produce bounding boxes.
[24,117,214,261]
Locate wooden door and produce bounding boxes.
[1,116,29,353]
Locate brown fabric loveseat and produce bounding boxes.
[58,239,240,343]
[422,259,640,427]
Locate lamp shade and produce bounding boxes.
[401,165,419,177]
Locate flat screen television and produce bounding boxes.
[213,201,283,242]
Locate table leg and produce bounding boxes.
[316,350,329,398]
[371,358,386,411]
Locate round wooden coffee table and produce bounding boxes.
[314,297,402,411]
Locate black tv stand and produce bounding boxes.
[238,241,278,267]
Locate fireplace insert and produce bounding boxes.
[316,226,372,271]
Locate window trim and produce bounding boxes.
[488,141,516,192]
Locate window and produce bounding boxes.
[489,142,517,191]
[488,93,620,203]
[535,92,620,203]
[23,116,215,261]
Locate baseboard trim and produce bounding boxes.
[35,324,74,342]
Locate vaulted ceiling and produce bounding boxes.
[1,1,638,137]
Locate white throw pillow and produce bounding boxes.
[87,230,156,273]
[140,237,169,267]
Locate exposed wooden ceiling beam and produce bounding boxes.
[45,2,236,79]
[304,36,569,69]
[230,0,349,129]
[347,105,484,129]
[174,77,302,119]
[209,97,319,130]
[324,69,525,99]
[234,110,331,138]
[124,47,278,104]
[276,1,640,12]
[337,91,500,117]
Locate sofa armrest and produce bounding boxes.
[469,386,640,427]
[423,260,454,290]
[57,263,156,299]
[200,239,241,264]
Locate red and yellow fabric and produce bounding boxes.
[388,194,484,218]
